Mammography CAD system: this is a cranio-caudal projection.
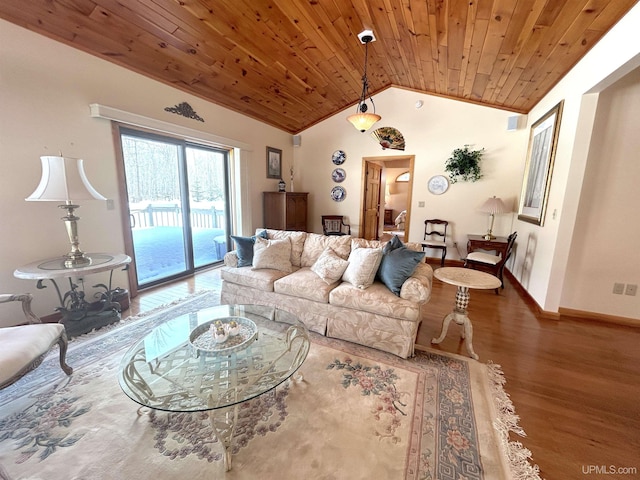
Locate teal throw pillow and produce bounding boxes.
[383,234,404,254]
[231,230,268,267]
[378,246,425,295]
[377,234,405,281]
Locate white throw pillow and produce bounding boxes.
[311,247,350,284]
[252,237,293,272]
[342,247,383,289]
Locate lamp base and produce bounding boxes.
[64,252,92,269]
[484,233,496,240]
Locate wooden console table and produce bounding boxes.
[467,234,509,258]
[14,253,131,337]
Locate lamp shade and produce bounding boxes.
[479,196,507,214]
[26,156,106,202]
[347,112,381,132]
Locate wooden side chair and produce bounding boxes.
[464,231,518,293]
[422,219,448,266]
[0,293,73,389]
[322,215,351,236]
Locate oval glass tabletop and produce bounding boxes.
[118,304,309,413]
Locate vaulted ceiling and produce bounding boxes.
[1,1,636,134]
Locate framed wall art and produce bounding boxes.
[518,101,564,226]
[266,146,282,179]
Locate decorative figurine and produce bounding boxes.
[227,319,240,336]
[278,179,286,192]
[210,324,229,344]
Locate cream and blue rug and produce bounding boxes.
[0,291,540,479]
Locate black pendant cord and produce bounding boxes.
[357,40,376,114]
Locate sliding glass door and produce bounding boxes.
[120,128,230,288]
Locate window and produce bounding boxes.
[396,171,410,182]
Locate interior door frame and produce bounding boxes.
[360,154,415,241]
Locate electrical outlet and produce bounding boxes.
[106,199,115,210]
[613,283,625,295]
[418,201,425,207]
[625,284,637,296]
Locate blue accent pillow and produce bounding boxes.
[383,234,404,254]
[376,234,405,281]
[377,246,425,295]
[231,230,268,267]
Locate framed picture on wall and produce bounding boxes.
[518,101,564,226]
[266,146,282,179]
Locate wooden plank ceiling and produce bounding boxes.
[1,0,636,134]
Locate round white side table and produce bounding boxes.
[432,267,501,360]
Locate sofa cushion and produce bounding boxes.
[351,238,385,250]
[301,233,351,267]
[311,247,350,284]
[230,230,268,267]
[261,229,307,267]
[378,246,425,295]
[0,324,65,387]
[252,237,293,272]
[221,266,289,292]
[274,268,335,303]
[329,282,421,321]
[351,237,423,253]
[342,247,383,289]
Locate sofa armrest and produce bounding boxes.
[223,250,239,268]
[399,262,433,303]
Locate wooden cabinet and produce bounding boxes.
[263,192,308,231]
[384,209,393,225]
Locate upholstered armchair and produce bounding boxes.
[0,293,73,389]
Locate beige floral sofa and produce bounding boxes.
[220,229,433,358]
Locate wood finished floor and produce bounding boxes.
[128,264,640,479]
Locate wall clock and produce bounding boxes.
[428,175,449,195]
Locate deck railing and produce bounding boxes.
[130,204,225,229]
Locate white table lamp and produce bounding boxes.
[479,196,507,240]
[26,155,106,268]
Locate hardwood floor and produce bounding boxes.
[127,264,640,479]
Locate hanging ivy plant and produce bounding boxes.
[445,145,484,183]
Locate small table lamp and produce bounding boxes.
[26,155,106,268]
[480,196,507,240]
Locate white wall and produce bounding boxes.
[295,88,528,250]
[509,4,640,318]
[0,19,292,325]
[561,68,640,318]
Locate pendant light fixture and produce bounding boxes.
[347,30,381,132]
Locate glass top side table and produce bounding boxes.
[14,253,131,337]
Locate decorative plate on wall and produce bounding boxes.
[331,168,346,183]
[332,150,346,165]
[428,175,449,195]
[330,186,346,202]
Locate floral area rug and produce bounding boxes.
[0,291,540,479]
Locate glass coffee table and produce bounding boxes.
[118,304,310,471]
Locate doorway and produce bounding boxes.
[117,127,231,292]
[361,155,415,241]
